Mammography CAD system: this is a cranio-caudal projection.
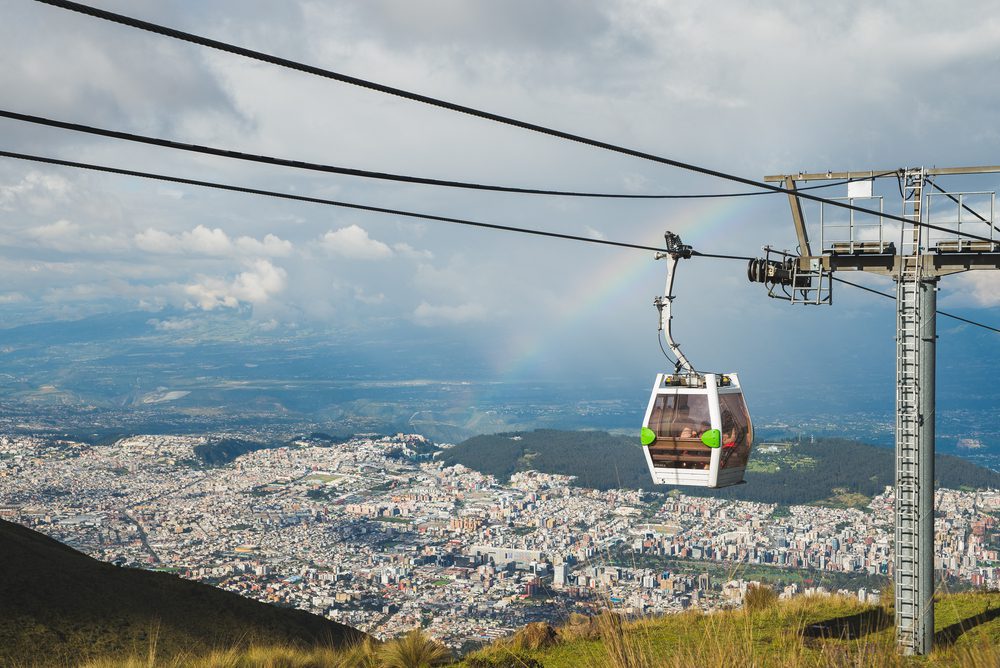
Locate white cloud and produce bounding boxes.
[354,287,386,304]
[134,225,292,257]
[133,228,179,254]
[28,219,130,253]
[0,172,73,212]
[236,233,294,257]
[232,259,288,303]
[393,242,434,260]
[30,219,80,246]
[414,301,487,325]
[318,225,393,260]
[184,259,288,310]
[185,225,233,255]
[945,272,1000,308]
[413,261,467,297]
[148,317,198,331]
[0,292,26,304]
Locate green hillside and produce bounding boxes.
[458,591,1000,668]
[0,518,365,665]
[40,590,1000,667]
[192,436,272,465]
[441,430,1000,504]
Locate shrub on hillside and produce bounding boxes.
[557,612,600,641]
[377,629,450,668]
[464,650,544,668]
[511,622,558,650]
[743,584,778,612]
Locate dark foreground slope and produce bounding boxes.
[0,519,365,665]
[442,430,1000,504]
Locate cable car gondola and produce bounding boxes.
[639,233,754,488]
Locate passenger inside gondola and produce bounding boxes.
[722,422,738,448]
[719,395,752,469]
[646,394,712,469]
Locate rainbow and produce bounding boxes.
[494,197,748,379]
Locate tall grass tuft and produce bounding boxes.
[335,636,380,668]
[880,578,894,614]
[942,637,1000,668]
[510,622,558,651]
[462,642,544,668]
[80,640,381,668]
[377,629,451,668]
[595,610,651,668]
[581,594,907,668]
[556,612,600,641]
[743,583,778,612]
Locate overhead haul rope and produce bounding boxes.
[0,109,863,201]
[0,149,996,335]
[830,276,1000,334]
[30,0,998,245]
[0,150,662,252]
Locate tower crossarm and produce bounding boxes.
[794,253,1000,278]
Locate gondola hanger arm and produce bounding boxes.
[655,232,694,374]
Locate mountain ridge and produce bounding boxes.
[0,517,365,664]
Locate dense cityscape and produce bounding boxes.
[2,432,998,649]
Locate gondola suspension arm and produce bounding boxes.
[654,231,694,374]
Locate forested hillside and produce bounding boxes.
[442,430,1000,505]
[193,438,272,465]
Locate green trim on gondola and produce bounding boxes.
[640,427,656,446]
[701,429,721,449]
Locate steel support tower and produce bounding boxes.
[761,165,1000,655]
[894,168,935,652]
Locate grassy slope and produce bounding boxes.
[462,592,1000,668]
[0,518,365,665]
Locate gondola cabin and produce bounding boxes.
[640,372,753,488]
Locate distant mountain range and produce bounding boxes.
[441,430,1000,505]
[0,518,365,664]
[0,307,996,453]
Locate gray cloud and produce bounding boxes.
[336,0,612,52]
[0,1,244,144]
[0,0,996,386]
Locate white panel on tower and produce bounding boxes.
[848,179,874,198]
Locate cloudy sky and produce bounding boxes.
[0,0,998,391]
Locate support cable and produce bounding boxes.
[29,0,997,244]
[691,251,755,261]
[2,148,996,335]
[0,109,863,201]
[924,177,1000,235]
[831,276,1000,334]
[0,149,663,252]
